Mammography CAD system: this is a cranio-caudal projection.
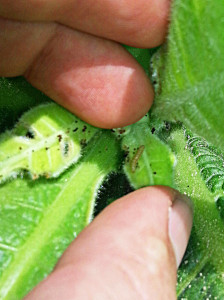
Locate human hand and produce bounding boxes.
[1,1,193,299]
[0,0,169,128]
[25,187,193,299]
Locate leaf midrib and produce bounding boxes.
[0,133,111,299]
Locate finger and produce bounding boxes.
[0,18,56,76]
[0,0,170,48]
[25,187,193,300]
[0,18,153,128]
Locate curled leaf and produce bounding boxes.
[0,103,98,182]
[122,118,175,189]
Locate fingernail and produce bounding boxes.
[168,191,193,268]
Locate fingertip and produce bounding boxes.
[76,65,154,129]
[25,25,154,129]
[25,186,180,300]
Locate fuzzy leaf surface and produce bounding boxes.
[121,116,175,189]
[0,103,98,182]
[0,131,120,299]
[151,0,224,150]
[168,128,224,298]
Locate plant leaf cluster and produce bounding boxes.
[1,0,224,298]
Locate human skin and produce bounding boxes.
[0,0,169,128]
[0,1,193,299]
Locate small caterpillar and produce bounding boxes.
[130,145,145,173]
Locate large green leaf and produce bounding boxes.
[168,128,224,298]
[0,131,121,299]
[0,103,98,183]
[151,0,224,151]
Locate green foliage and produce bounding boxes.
[1,0,224,298]
[0,131,121,299]
[185,131,224,192]
[168,128,224,298]
[151,0,224,151]
[0,103,98,183]
[121,116,175,189]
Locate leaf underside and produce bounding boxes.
[0,103,98,183]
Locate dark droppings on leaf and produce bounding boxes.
[45,147,49,151]
[153,171,157,175]
[80,139,87,146]
[123,145,129,151]
[165,122,171,131]
[19,147,22,150]
[151,127,156,134]
[57,134,62,142]
[82,125,87,132]
[118,129,126,134]
[124,151,129,158]
[73,128,78,132]
[25,129,35,139]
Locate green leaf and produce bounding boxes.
[0,131,121,299]
[151,0,224,151]
[185,131,224,192]
[0,103,98,182]
[121,116,175,189]
[168,128,224,298]
[177,230,224,299]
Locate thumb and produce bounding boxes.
[25,186,193,300]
